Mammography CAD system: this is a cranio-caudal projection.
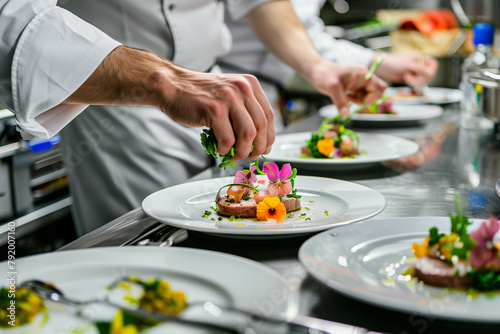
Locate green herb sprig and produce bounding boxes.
[201,128,235,169]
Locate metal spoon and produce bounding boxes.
[20,279,240,333]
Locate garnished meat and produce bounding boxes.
[413,256,473,288]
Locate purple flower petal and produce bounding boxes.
[263,163,280,182]
[234,170,248,184]
[280,164,293,180]
[471,217,499,248]
[248,166,257,183]
[267,180,292,197]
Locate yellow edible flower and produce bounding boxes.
[317,138,335,157]
[412,236,430,258]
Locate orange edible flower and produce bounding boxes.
[412,236,430,258]
[317,138,335,157]
[256,196,286,221]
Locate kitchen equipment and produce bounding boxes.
[469,69,500,139]
[0,109,69,222]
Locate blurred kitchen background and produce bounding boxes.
[1,0,499,257]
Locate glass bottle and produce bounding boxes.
[460,23,500,127]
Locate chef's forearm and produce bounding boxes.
[64,46,178,108]
[244,0,324,83]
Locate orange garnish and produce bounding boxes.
[256,197,286,221]
[317,138,335,157]
[412,236,430,258]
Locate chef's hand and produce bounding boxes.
[374,52,438,86]
[309,61,387,116]
[65,46,274,162]
[158,69,275,161]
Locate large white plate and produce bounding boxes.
[265,132,419,170]
[7,247,298,333]
[495,178,500,199]
[318,104,443,123]
[299,217,500,322]
[142,175,386,238]
[385,86,463,105]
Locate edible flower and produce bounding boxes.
[234,166,257,195]
[256,196,286,221]
[317,138,335,157]
[469,217,500,269]
[263,163,292,196]
[412,236,430,258]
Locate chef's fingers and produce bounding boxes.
[327,79,352,117]
[404,56,438,86]
[228,104,257,161]
[209,110,237,157]
[362,75,387,104]
[243,75,275,158]
[345,75,387,107]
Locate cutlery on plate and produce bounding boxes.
[23,278,380,334]
[105,277,380,334]
[20,279,241,333]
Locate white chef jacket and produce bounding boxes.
[219,0,374,129]
[0,0,121,139]
[56,0,272,236]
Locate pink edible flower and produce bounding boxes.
[263,163,293,197]
[233,166,257,195]
[469,217,500,269]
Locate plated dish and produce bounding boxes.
[265,132,419,170]
[299,216,500,322]
[384,87,463,105]
[318,103,443,124]
[142,175,386,238]
[5,247,298,333]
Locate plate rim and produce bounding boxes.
[495,178,500,199]
[298,216,500,322]
[141,175,386,237]
[265,131,419,166]
[385,86,463,105]
[10,246,300,326]
[318,104,444,122]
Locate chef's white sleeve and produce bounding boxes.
[0,0,121,139]
[225,0,275,21]
[292,0,374,67]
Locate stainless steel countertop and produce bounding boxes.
[61,105,500,334]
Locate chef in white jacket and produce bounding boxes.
[220,0,438,129]
[1,0,386,235]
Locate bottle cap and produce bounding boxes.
[473,23,495,46]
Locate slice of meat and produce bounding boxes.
[217,196,301,218]
[281,196,301,212]
[413,256,474,288]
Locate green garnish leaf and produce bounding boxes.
[428,227,445,246]
[200,128,237,169]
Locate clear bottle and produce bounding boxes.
[460,23,500,127]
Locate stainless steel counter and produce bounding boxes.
[61,105,500,334]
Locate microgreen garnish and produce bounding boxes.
[201,128,254,169]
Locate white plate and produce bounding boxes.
[299,217,500,322]
[142,175,386,238]
[385,86,463,105]
[318,104,443,123]
[265,132,419,170]
[7,247,298,333]
[496,178,500,199]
